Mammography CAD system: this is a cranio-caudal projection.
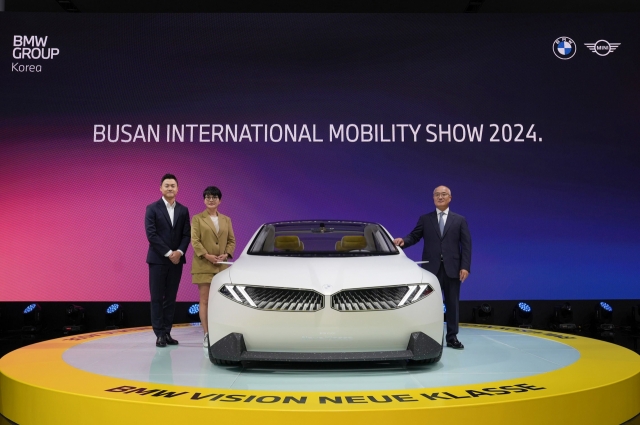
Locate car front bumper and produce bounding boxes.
[209,331,442,363]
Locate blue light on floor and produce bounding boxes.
[600,302,612,312]
[518,302,531,313]
[188,304,199,314]
[23,303,37,314]
[106,304,120,314]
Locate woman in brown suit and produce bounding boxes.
[190,186,236,347]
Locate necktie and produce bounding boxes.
[439,212,445,236]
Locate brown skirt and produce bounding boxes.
[192,273,217,285]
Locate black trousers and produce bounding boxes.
[437,261,461,343]
[148,263,183,338]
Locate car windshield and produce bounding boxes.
[248,221,399,257]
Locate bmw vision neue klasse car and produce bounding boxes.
[207,220,443,365]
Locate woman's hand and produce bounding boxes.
[204,254,218,264]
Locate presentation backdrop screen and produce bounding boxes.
[1,14,638,302]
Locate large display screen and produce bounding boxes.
[1,14,638,301]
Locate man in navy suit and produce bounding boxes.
[394,185,472,349]
[145,174,191,347]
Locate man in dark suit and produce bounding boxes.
[394,185,471,349]
[145,174,191,347]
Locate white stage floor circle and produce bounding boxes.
[62,324,580,391]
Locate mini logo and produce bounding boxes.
[584,40,620,56]
[553,36,576,60]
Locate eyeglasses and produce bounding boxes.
[204,196,219,201]
[433,192,450,198]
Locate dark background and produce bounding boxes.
[4,0,640,13]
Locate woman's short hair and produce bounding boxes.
[203,186,222,199]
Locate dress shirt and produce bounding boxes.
[162,196,175,225]
[436,207,449,227]
[162,196,183,257]
[210,215,219,233]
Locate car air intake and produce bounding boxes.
[331,284,433,311]
[219,285,324,311]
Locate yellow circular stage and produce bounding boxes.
[1,324,639,425]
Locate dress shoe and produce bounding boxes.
[156,335,167,347]
[165,334,179,345]
[446,339,464,350]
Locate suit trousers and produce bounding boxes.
[437,260,461,343]
[149,263,183,337]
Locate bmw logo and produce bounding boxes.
[553,36,576,60]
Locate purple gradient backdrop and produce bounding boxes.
[2,122,639,302]
[1,14,639,301]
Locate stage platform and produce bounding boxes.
[1,324,639,424]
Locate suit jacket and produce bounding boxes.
[402,210,471,279]
[145,198,191,265]
[190,210,236,275]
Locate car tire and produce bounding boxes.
[212,357,242,366]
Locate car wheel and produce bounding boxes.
[212,357,242,366]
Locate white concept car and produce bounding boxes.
[207,220,443,365]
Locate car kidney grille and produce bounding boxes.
[331,285,433,311]
[220,285,324,312]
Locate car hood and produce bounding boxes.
[227,254,425,295]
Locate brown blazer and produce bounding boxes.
[190,210,236,275]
